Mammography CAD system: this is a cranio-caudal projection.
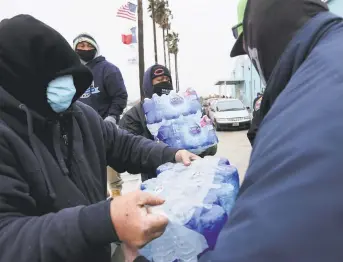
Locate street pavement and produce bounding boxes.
[121,130,252,194]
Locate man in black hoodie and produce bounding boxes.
[119,64,217,182]
[73,34,128,197]
[0,15,197,262]
[73,33,128,124]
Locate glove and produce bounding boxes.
[104,115,118,125]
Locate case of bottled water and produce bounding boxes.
[139,156,240,262]
[143,88,218,154]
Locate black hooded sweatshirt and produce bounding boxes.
[119,65,217,181]
[0,15,177,262]
[244,0,328,145]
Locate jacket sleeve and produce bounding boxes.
[103,64,128,119]
[198,145,217,158]
[102,120,178,174]
[119,107,145,136]
[0,138,118,262]
[247,109,262,146]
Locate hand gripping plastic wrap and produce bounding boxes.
[139,156,240,262]
[143,88,218,154]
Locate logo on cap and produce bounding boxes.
[170,95,184,105]
[154,68,165,76]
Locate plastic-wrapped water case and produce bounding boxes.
[139,156,240,262]
[143,88,218,154]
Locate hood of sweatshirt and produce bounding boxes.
[243,0,328,85]
[143,64,172,98]
[0,15,93,118]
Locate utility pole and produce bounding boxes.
[138,0,145,101]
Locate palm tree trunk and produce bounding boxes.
[165,0,171,71]
[138,0,145,101]
[162,29,167,67]
[167,28,172,73]
[151,0,158,64]
[175,53,179,92]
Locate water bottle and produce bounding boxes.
[157,121,184,149]
[143,98,156,124]
[200,116,218,147]
[152,94,164,123]
[163,91,187,120]
[184,88,201,115]
[180,120,206,150]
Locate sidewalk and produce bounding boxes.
[121,172,141,194]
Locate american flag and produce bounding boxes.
[116,2,137,21]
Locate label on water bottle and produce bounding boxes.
[170,95,184,106]
[189,124,201,135]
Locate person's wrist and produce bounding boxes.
[174,149,183,162]
[109,197,123,244]
[79,200,119,245]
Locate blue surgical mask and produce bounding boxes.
[47,75,76,113]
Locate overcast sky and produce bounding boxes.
[0,0,239,101]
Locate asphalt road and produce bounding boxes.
[121,130,252,193]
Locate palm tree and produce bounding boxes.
[148,0,158,64]
[165,0,172,72]
[154,1,172,68]
[167,31,180,92]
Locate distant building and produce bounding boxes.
[224,0,342,108]
[217,56,264,109]
[327,0,343,15]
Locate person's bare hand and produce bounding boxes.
[175,149,200,166]
[110,191,168,248]
[121,243,140,262]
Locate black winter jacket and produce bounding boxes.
[0,87,177,262]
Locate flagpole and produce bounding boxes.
[137,0,145,101]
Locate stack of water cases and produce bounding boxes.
[143,88,218,154]
[140,156,240,262]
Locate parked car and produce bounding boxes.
[208,99,251,131]
[202,100,211,116]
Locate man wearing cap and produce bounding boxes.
[73,33,128,197]
[199,0,343,261]
[73,33,128,123]
[119,64,217,182]
[118,64,175,182]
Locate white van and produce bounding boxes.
[208,99,251,131]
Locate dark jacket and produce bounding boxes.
[0,15,177,262]
[79,56,128,120]
[200,11,343,262]
[0,89,177,262]
[119,102,154,140]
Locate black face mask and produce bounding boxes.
[153,81,173,96]
[76,49,96,62]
